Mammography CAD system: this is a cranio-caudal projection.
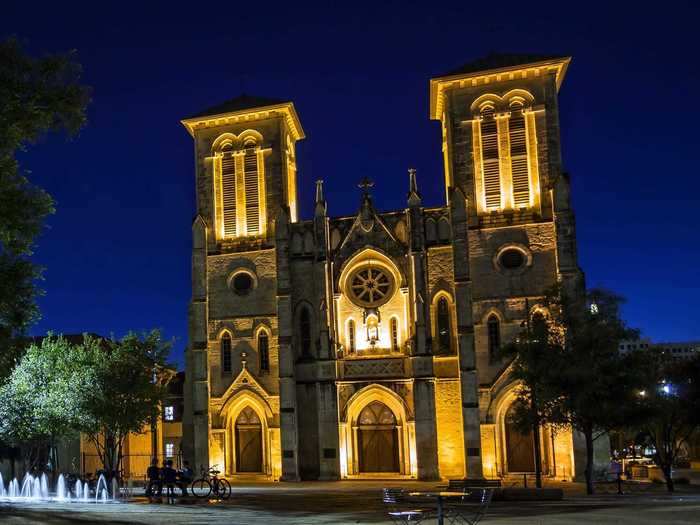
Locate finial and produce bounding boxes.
[407,168,421,207]
[358,177,374,195]
[315,179,327,217]
[315,180,324,203]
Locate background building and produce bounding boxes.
[181,55,601,481]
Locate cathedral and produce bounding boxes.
[180,54,597,481]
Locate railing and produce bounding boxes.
[81,453,183,480]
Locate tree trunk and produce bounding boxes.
[584,426,595,495]
[533,420,543,489]
[662,463,674,492]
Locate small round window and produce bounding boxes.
[498,249,526,270]
[231,272,254,295]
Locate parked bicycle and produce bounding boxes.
[190,465,231,500]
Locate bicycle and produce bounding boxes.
[190,465,231,500]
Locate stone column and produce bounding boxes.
[275,209,300,480]
[187,216,210,471]
[450,188,483,479]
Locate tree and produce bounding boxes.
[0,38,90,375]
[77,331,171,481]
[637,352,700,492]
[553,288,644,495]
[0,336,89,473]
[499,298,567,489]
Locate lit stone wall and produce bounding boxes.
[434,379,465,478]
[479,424,499,479]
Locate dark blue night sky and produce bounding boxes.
[4,1,699,369]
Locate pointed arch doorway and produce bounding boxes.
[504,402,535,473]
[235,407,263,473]
[358,401,400,473]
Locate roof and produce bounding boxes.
[437,53,567,78]
[185,94,286,120]
[181,94,305,140]
[429,53,571,120]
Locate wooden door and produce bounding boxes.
[235,407,263,473]
[357,402,399,473]
[505,403,536,472]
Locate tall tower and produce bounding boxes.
[430,55,583,478]
[181,96,305,478]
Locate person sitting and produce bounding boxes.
[162,460,178,502]
[145,458,162,497]
[177,461,193,497]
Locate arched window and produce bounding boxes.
[509,101,529,208]
[347,319,356,353]
[258,331,269,372]
[220,143,237,237]
[390,318,399,352]
[244,145,260,236]
[436,297,452,353]
[300,307,312,358]
[531,312,547,343]
[487,315,500,360]
[221,333,232,373]
[480,105,501,210]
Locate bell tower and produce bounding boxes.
[181,96,305,479]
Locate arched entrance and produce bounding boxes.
[358,401,399,473]
[504,402,535,472]
[235,407,263,473]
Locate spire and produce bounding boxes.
[315,179,327,216]
[407,168,421,207]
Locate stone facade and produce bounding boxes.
[180,56,599,481]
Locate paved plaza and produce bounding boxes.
[2,481,700,524]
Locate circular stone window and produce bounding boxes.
[347,266,395,308]
[231,272,254,295]
[499,248,526,270]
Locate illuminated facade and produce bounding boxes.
[181,56,599,481]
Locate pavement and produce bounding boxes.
[1,480,700,524]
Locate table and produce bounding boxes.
[407,491,467,525]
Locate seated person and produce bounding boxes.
[145,458,162,497]
[177,461,193,497]
[162,460,178,501]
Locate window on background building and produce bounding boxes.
[390,318,399,352]
[436,297,452,353]
[165,442,174,458]
[487,315,500,360]
[300,307,312,357]
[480,106,501,210]
[164,406,174,421]
[221,333,232,373]
[258,331,269,372]
[348,319,356,353]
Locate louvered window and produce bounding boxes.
[480,107,501,210]
[220,145,237,237]
[244,146,260,235]
[509,104,530,208]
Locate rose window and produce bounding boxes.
[348,266,394,307]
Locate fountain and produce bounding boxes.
[0,471,118,503]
